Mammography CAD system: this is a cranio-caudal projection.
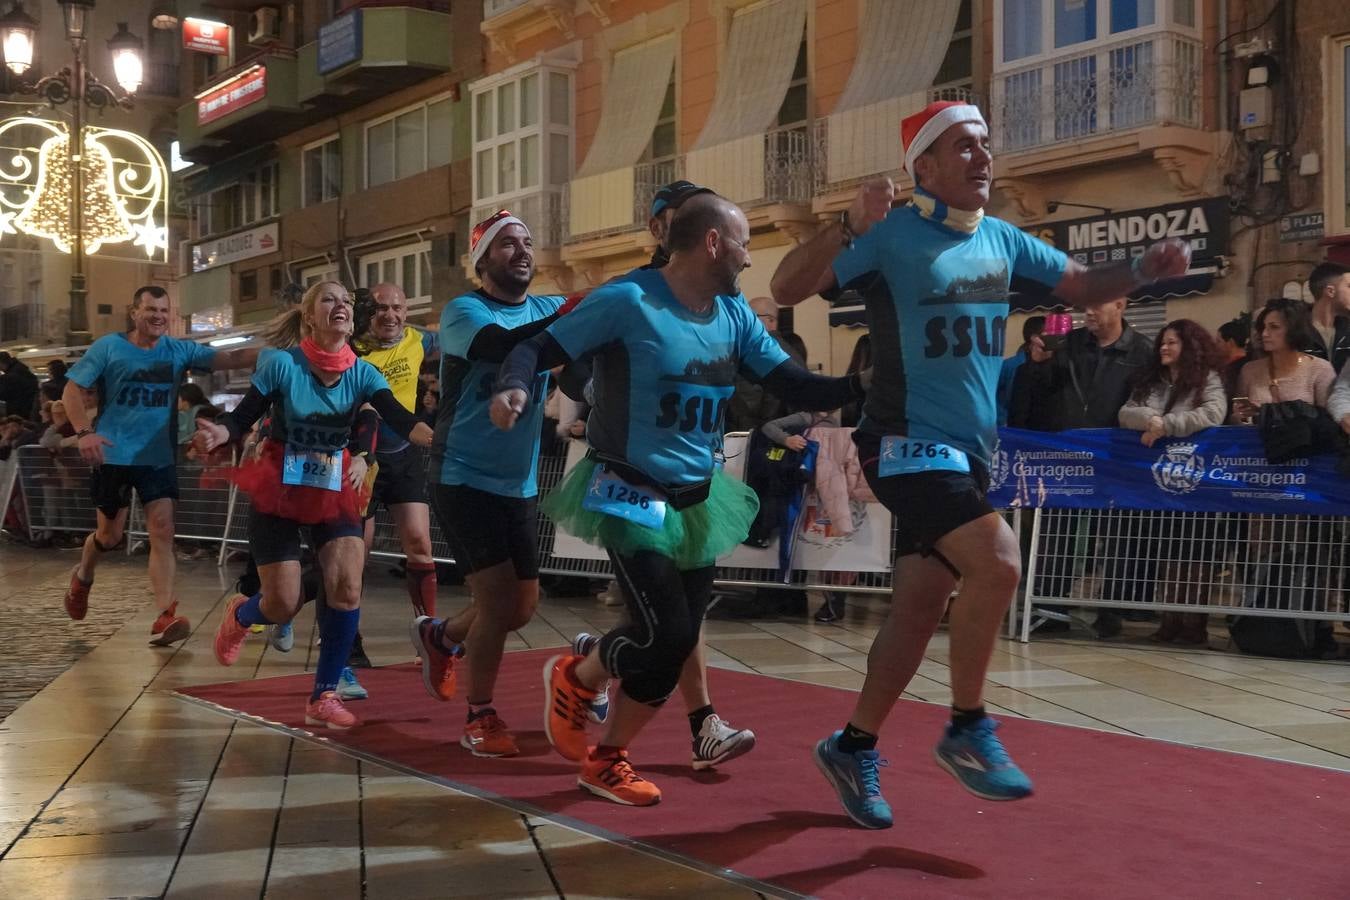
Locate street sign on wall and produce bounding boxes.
[183,18,232,56]
[192,222,279,272]
[318,10,363,75]
[196,67,267,125]
[1278,211,1324,244]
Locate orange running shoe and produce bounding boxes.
[460,712,519,758]
[305,691,359,730]
[578,747,661,807]
[64,567,91,620]
[409,615,460,701]
[213,593,251,666]
[543,653,595,762]
[150,601,191,646]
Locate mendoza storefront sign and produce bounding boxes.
[196,67,267,125]
[1028,198,1230,267]
[192,223,278,273]
[987,427,1350,514]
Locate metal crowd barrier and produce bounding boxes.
[1020,507,1350,641]
[11,441,1349,646]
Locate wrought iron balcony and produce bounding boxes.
[473,188,567,251]
[993,33,1202,153]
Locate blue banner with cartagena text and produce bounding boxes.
[987,427,1350,514]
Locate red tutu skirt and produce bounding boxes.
[232,440,367,525]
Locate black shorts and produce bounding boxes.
[90,464,178,518]
[248,510,365,566]
[854,431,994,561]
[431,482,539,579]
[366,445,428,516]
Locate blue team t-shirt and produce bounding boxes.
[833,205,1068,464]
[251,348,389,456]
[546,268,789,487]
[67,333,217,468]
[434,290,564,498]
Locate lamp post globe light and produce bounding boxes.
[0,0,144,345]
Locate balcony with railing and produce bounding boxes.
[565,159,680,244]
[140,61,180,98]
[813,86,982,197]
[992,32,1202,154]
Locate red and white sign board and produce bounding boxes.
[183,17,232,56]
[196,66,267,125]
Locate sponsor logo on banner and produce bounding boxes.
[1152,443,1205,494]
[988,443,1010,492]
[1005,446,1097,505]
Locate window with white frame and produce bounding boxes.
[471,66,573,206]
[358,243,433,307]
[364,94,454,189]
[189,162,280,239]
[300,261,340,288]
[303,136,341,207]
[638,77,677,166]
[1329,36,1350,238]
[995,0,1200,151]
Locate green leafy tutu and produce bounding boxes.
[542,457,759,569]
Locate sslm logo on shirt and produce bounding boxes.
[115,384,172,408]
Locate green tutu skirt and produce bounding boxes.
[542,458,759,569]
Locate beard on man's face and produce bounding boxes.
[485,256,532,292]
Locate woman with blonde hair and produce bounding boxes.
[195,281,432,728]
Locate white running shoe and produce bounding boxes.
[691,714,756,770]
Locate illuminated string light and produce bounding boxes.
[0,116,168,260]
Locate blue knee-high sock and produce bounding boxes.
[234,592,273,628]
[313,606,360,700]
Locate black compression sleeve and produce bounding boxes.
[495,333,572,394]
[466,313,562,363]
[759,361,863,412]
[370,390,423,441]
[351,407,380,455]
[218,386,270,443]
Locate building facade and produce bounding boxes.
[173,0,481,333]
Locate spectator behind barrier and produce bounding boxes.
[0,415,39,460]
[1230,298,1335,425]
[40,359,68,404]
[1216,312,1251,415]
[1118,319,1228,646]
[1007,322,1058,431]
[1034,298,1152,637]
[177,383,221,445]
[0,352,38,420]
[838,333,871,428]
[997,315,1045,427]
[1304,261,1350,372]
[39,400,78,453]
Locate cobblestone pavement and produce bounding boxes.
[0,541,226,722]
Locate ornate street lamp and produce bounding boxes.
[0,0,144,344]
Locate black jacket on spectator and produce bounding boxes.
[1008,360,1060,431]
[1303,313,1350,373]
[40,374,68,404]
[0,359,38,419]
[1044,324,1153,430]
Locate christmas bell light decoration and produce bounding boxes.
[14,129,133,253]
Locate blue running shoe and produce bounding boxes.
[270,622,294,653]
[336,666,368,701]
[571,632,611,724]
[934,717,1033,801]
[812,731,892,829]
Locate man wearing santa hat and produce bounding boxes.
[408,210,579,758]
[771,101,1191,829]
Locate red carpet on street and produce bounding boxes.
[177,648,1350,898]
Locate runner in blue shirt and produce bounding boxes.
[771,101,1192,828]
[491,193,865,807]
[407,211,581,760]
[195,280,432,730]
[565,180,757,773]
[61,285,258,645]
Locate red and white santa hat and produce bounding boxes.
[901,101,987,176]
[470,209,528,268]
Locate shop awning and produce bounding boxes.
[574,35,677,178]
[180,144,276,198]
[691,0,807,150]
